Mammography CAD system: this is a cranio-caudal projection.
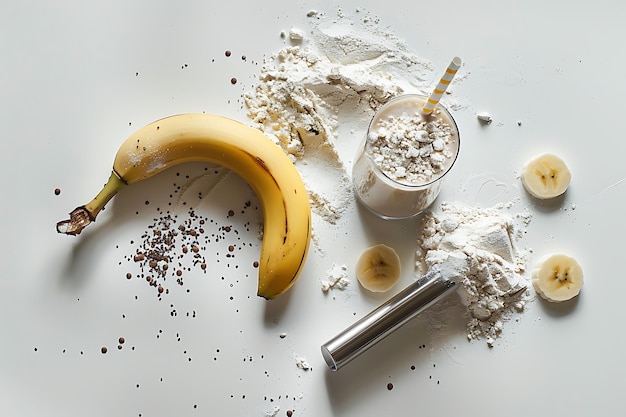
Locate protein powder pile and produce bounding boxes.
[416,201,533,346]
[243,9,446,223]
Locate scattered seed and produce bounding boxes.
[387,383,393,390]
[54,188,61,195]
[230,77,237,84]
[101,346,108,354]
[225,50,232,57]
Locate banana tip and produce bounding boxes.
[56,207,93,235]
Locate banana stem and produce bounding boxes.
[56,171,125,235]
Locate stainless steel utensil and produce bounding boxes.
[321,252,468,371]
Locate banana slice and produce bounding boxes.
[521,153,571,199]
[355,244,401,292]
[531,253,583,302]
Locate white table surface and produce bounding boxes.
[2,1,624,416]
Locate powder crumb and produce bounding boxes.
[321,264,350,292]
[295,356,311,371]
[265,406,281,417]
[417,201,532,345]
[288,27,305,41]
[476,112,493,124]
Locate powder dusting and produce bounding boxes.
[243,9,464,223]
[416,201,533,346]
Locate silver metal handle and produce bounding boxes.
[321,268,458,371]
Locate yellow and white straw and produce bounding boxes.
[422,56,462,114]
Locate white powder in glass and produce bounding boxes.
[243,9,459,223]
[416,201,533,346]
[476,112,493,124]
[367,110,456,185]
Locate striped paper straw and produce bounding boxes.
[422,56,462,114]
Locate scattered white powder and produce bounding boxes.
[288,27,305,41]
[243,9,464,223]
[321,263,350,292]
[264,406,281,417]
[367,110,456,184]
[295,356,311,371]
[416,201,533,346]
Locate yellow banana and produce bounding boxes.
[56,113,312,299]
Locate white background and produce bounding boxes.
[1,1,624,416]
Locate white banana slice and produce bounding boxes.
[521,153,571,199]
[355,244,401,292]
[531,253,583,302]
